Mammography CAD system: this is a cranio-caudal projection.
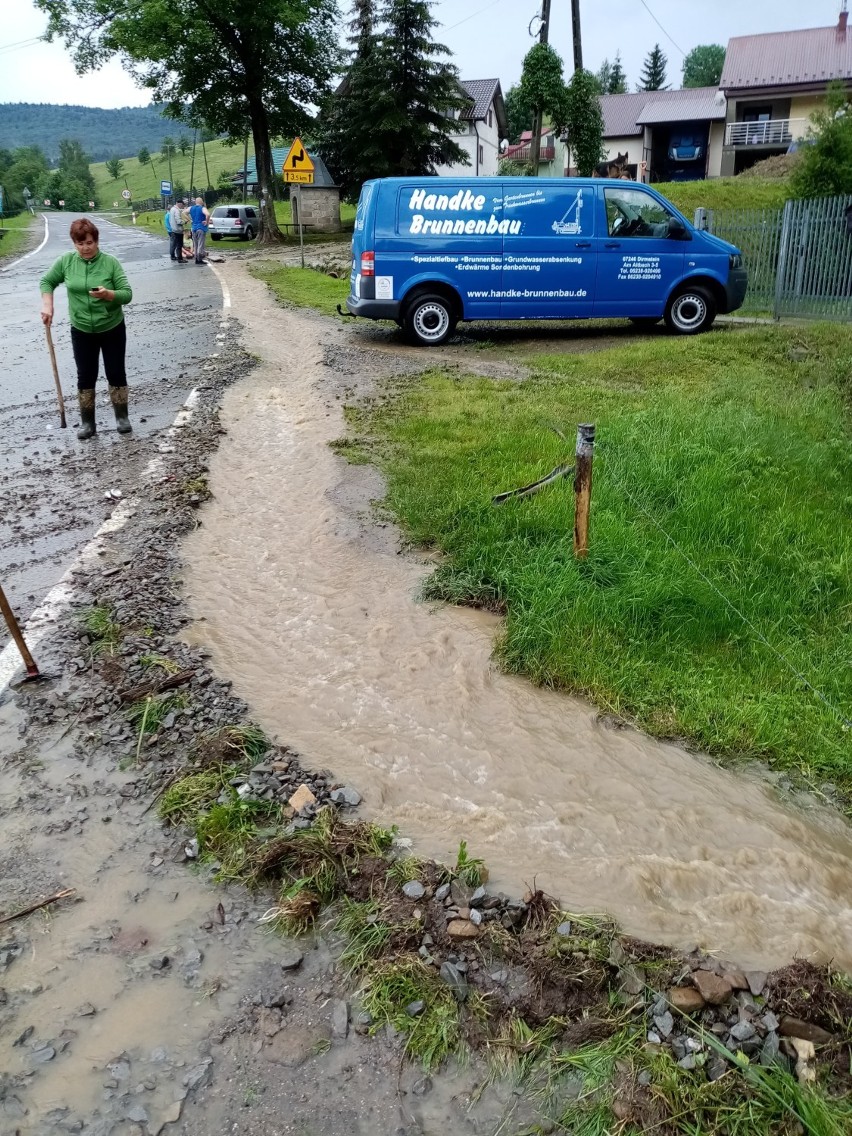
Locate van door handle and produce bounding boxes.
[575,241,591,248]
[604,241,621,248]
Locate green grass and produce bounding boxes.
[79,605,122,657]
[0,212,36,261]
[352,323,852,804]
[90,139,247,207]
[658,177,791,215]
[250,263,350,316]
[360,956,464,1070]
[159,766,242,823]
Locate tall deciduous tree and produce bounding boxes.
[682,44,725,88]
[316,0,468,202]
[638,44,668,91]
[35,0,341,243]
[504,83,533,144]
[519,42,569,135]
[177,134,192,156]
[58,138,95,192]
[565,69,604,176]
[791,82,852,198]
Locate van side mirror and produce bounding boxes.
[668,218,689,240]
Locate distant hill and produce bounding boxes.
[0,103,182,163]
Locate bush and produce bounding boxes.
[790,82,852,198]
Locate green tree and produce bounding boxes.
[565,68,604,176]
[608,52,627,94]
[4,146,50,209]
[790,82,852,198]
[594,58,612,95]
[177,133,191,155]
[317,0,468,202]
[36,170,90,210]
[519,41,569,173]
[58,138,95,192]
[638,43,668,91]
[105,156,124,179]
[35,0,341,244]
[137,146,151,166]
[504,83,533,144]
[682,44,725,88]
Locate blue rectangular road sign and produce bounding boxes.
[161,180,172,195]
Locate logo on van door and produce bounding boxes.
[405,188,521,236]
[551,190,584,236]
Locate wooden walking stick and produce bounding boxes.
[0,583,41,680]
[44,324,67,429]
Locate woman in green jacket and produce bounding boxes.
[39,218,134,440]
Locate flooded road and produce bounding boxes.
[183,266,852,972]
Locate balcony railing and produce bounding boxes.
[505,145,557,162]
[725,118,806,147]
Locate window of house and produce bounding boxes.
[488,109,493,128]
[479,144,484,165]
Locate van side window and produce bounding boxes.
[604,187,674,238]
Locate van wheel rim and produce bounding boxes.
[413,303,449,342]
[672,293,706,330]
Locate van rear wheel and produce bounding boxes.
[665,286,716,335]
[403,293,457,346]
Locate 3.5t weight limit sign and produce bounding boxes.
[282,137,314,184]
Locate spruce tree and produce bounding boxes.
[608,52,627,94]
[639,44,668,91]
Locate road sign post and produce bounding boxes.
[282,138,314,267]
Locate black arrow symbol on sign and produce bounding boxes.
[292,147,305,168]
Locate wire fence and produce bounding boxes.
[697,193,852,320]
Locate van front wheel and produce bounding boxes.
[665,286,716,335]
[403,294,457,346]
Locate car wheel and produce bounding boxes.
[403,293,457,346]
[664,286,716,335]
[211,234,221,241]
[242,226,254,241]
[628,317,661,328]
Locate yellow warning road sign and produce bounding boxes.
[282,137,315,184]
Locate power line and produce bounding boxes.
[0,37,44,56]
[442,0,507,33]
[639,0,685,57]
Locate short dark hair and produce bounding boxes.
[70,218,99,243]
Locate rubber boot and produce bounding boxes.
[109,384,132,434]
[77,388,96,440]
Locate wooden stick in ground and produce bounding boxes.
[0,888,76,926]
[0,582,40,679]
[573,423,596,559]
[45,324,68,429]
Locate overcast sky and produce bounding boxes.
[0,0,845,111]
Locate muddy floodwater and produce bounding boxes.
[183,270,852,972]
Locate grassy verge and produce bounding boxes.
[343,323,852,806]
[111,200,354,245]
[159,736,852,1133]
[0,212,36,262]
[656,177,790,214]
[250,263,350,316]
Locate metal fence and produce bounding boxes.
[696,193,852,321]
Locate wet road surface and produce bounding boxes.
[0,213,222,645]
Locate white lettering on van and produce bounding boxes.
[408,188,486,212]
[407,213,521,237]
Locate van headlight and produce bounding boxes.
[729,253,743,270]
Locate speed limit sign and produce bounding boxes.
[122,189,132,200]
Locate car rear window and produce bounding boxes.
[212,207,240,218]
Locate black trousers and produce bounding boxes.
[70,321,127,390]
[169,230,185,260]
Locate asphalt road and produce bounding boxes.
[0,212,223,646]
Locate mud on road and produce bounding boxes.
[1,258,851,1135]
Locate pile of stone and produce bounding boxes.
[224,759,362,831]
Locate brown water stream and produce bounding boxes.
[183,268,852,972]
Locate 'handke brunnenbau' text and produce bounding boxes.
[407,189,523,236]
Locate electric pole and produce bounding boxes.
[529,0,552,177]
[571,0,583,71]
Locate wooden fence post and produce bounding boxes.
[573,423,595,559]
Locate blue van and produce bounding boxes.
[346,177,747,345]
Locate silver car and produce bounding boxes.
[209,205,259,241]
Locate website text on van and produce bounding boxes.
[346,178,748,345]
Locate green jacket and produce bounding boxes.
[40,250,132,334]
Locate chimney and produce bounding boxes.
[839,2,849,38]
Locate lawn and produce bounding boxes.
[657,177,790,215]
[345,323,852,803]
[250,263,350,315]
[0,212,36,262]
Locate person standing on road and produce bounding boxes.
[189,197,210,264]
[39,218,134,441]
[168,198,188,264]
[164,204,174,257]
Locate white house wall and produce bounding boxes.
[437,103,503,177]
